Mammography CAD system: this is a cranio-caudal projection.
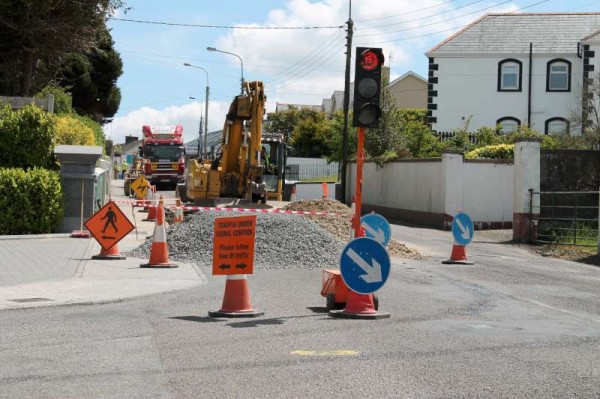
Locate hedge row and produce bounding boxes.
[0,168,64,235]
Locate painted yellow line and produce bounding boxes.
[290,350,359,356]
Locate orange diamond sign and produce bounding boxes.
[84,200,134,251]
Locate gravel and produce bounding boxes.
[129,198,422,268]
[127,211,346,269]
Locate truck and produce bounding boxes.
[178,81,285,206]
[140,125,186,189]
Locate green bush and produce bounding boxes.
[0,105,57,169]
[0,168,64,235]
[465,143,515,160]
[55,114,96,146]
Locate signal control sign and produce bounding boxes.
[212,215,257,275]
[85,200,134,251]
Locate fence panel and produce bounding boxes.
[530,190,599,250]
[286,163,339,182]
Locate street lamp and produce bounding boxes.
[206,46,244,95]
[183,63,209,159]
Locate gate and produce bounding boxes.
[530,190,599,251]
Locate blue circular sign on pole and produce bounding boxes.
[452,212,474,246]
[340,237,390,294]
[360,213,391,247]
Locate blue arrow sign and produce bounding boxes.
[360,213,391,247]
[452,212,474,246]
[340,237,390,294]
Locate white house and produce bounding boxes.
[426,12,600,135]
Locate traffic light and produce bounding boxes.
[352,47,384,128]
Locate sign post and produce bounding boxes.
[442,212,475,265]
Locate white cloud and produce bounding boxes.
[104,100,230,144]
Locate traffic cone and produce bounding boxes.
[92,243,126,260]
[209,275,264,318]
[329,291,389,319]
[143,194,163,222]
[173,198,183,223]
[290,184,297,202]
[322,182,329,199]
[140,184,154,213]
[140,203,178,268]
[442,244,474,265]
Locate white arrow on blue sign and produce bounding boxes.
[360,213,391,247]
[452,212,474,246]
[340,237,390,295]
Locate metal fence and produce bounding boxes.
[436,131,479,144]
[530,190,599,250]
[285,162,339,182]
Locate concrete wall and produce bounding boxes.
[432,54,582,134]
[346,154,513,229]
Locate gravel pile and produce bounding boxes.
[127,211,346,269]
[282,199,422,260]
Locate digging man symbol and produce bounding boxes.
[101,206,118,236]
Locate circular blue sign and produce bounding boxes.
[452,212,474,246]
[340,237,390,294]
[360,213,391,247]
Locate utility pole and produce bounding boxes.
[197,116,203,158]
[340,0,353,204]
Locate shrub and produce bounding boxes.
[0,168,64,234]
[0,105,56,169]
[465,143,515,160]
[55,114,96,146]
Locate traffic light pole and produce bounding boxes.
[353,127,365,238]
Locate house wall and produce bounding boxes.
[389,75,427,109]
[345,154,513,229]
[431,54,583,134]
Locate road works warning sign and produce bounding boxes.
[131,176,150,199]
[85,200,134,251]
[212,215,256,275]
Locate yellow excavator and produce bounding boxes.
[177,81,285,206]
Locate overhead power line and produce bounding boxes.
[355,0,458,23]
[108,17,342,30]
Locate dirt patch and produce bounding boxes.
[535,244,600,266]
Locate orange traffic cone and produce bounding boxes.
[290,184,297,202]
[322,182,329,199]
[143,194,163,222]
[140,184,155,213]
[173,198,183,223]
[92,243,126,260]
[442,244,473,264]
[140,203,178,268]
[209,275,264,318]
[329,291,389,319]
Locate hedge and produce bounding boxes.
[0,168,64,235]
[465,143,515,160]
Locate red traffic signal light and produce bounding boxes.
[353,47,384,128]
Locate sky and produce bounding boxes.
[104,0,600,144]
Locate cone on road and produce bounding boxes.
[442,244,473,265]
[321,182,329,199]
[92,243,126,260]
[173,198,184,223]
[290,184,297,202]
[143,194,163,222]
[209,275,264,318]
[140,203,178,268]
[329,291,389,319]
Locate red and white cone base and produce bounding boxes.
[209,275,264,318]
[442,244,474,265]
[329,291,390,320]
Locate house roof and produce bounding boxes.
[389,71,427,87]
[427,12,600,56]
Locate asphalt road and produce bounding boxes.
[1,220,600,398]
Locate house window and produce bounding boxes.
[546,59,571,92]
[545,117,569,135]
[497,117,520,134]
[498,59,522,91]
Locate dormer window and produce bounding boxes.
[547,59,571,92]
[498,59,522,91]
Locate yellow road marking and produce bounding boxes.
[290,350,359,356]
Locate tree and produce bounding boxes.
[0,0,123,96]
[58,27,123,124]
[324,110,356,163]
[569,72,600,149]
[289,111,331,157]
[363,74,404,159]
[35,85,73,115]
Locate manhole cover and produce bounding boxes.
[9,298,53,303]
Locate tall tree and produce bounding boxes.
[0,0,123,96]
[58,27,123,123]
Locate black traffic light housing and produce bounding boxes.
[352,47,384,128]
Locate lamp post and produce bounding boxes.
[206,47,244,95]
[183,63,209,158]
